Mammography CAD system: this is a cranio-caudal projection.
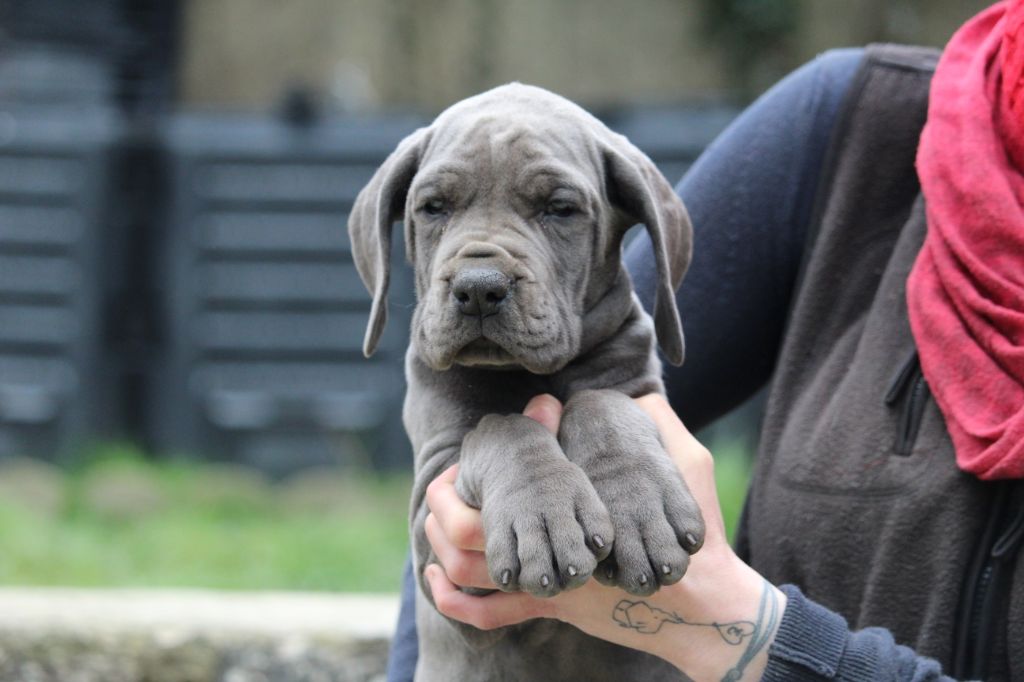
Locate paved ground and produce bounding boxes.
[0,589,400,682]
[0,588,399,638]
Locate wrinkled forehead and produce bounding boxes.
[418,88,605,190]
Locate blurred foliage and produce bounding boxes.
[0,442,751,591]
[0,446,411,592]
[698,0,800,97]
[709,440,753,544]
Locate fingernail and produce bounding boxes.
[606,567,615,579]
[567,565,578,577]
[501,569,511,586]
[638,573,648,585]
[541,574,550,587]
[661,564,671,575]
[593,535,605,549]
[685,532,699,548]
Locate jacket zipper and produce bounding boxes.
[953,484,1024,679]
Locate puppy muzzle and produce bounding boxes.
[415,240,575,374]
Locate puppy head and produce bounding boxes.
[349,83,692,374]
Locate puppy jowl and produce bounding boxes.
[350,83,703,682]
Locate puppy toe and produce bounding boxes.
[594,556,619,587]
[664,487,706,554]
[515,518,560,597]
[544,513,596,591]
[574,490,614,562]
[642,519,690,586]
[612,529,659,596]
[484,523,521,592]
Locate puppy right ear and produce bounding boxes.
[348,128,429,357]
[601,138,692,367]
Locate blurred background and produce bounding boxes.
[0,0,989,597]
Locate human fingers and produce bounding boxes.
[425,464,485,551]
[425,512,495,589]
[425,563,554,630]
[523,393,563,435]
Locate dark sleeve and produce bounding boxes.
[764,585,954,681]
[624,48,863,429]
[385,557,419,682]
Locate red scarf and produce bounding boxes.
[909,0,1024,480]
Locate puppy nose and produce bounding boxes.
[451,268,511,317]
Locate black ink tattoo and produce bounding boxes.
[610,581,782,682]
[612,600,755,645]
[721,580,780,682]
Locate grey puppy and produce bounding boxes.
[350,83,704,682]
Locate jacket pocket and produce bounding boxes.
[884,350,930,457]
[772,334,938,496]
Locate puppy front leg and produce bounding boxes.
[559,389,705,595]
[455,414,614,597]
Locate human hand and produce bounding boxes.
[422,394,567,604]
[424,394,786,680]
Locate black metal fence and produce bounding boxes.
[150,114,422,475]
[0,106,114,463]
[0,2,738,473]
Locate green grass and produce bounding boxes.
[0,447,413,592]
[0,441,751,593]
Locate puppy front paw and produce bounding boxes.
[481,463,614,597]
[592,457,704,596]
[560,391,705,596]
[457,414,614,598]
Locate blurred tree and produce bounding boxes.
[697,0,800,99]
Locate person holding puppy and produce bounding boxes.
[390,0,1024,679]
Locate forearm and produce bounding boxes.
[552,571,953,682]
[403,555,956,682]
[548,554,785,681]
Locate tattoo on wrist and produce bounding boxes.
[612,600,754,644]
[610,580,781,682]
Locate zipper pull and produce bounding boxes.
[884,349,920,405]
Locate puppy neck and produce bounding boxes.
[577,267,637,357]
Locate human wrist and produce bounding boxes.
[554,552,786,681]
[660,557,786,681]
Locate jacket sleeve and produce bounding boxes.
[763,585,956,682]
[385,557,419,682]
[625,47,863,430]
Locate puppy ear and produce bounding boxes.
[348,128,428,357]
[602,137,693,366]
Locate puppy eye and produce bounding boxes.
[544,200,577,219]
[421,198,448,216]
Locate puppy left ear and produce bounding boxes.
[602,136,693,366]
[348,127,429,357]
